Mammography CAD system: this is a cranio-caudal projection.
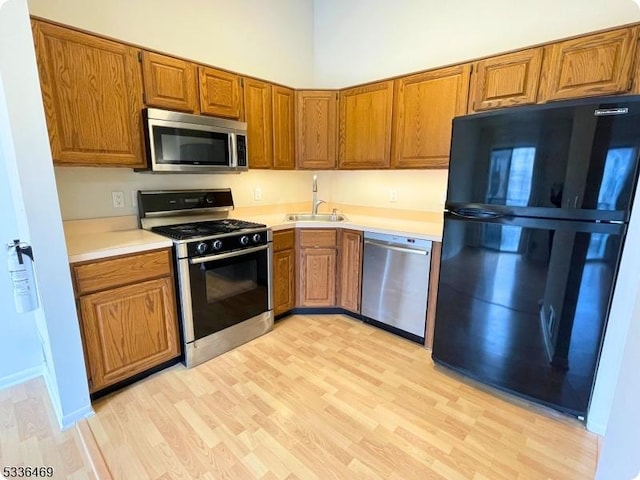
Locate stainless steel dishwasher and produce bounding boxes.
[361,232,431,343]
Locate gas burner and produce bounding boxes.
[151,219,266,240]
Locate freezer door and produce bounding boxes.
[432,213,625,417]
[447,96,640,221]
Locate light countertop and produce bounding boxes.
[64,210,443,263]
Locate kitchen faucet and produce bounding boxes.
[312,175,326,215]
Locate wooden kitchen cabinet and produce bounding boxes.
[295,90,338,169]
[297,229,337,307]
[72,248,180,393]
[468,48,543,112]
[273,229,296,316]
[199,66,243,118]
[31,20,145,167]
[140,51,198,113]
[538,26,639,102]
[392,65,471,169]
[337,229,363,313]
[272,86,296,169]
[243,77,274,168]
[338,81,394,169]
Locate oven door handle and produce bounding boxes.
[189,244,270,264]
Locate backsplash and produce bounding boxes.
[54,167,449,220]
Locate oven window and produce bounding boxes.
[153,125,229,166]
[188,249,269,340]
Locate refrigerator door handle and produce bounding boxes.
[449,208,505,219]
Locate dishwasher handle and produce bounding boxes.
[364,239,430,256]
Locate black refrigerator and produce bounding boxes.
[432,95,640,419]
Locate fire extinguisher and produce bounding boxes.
[7,239,39,314]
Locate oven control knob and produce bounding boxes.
[212,240,223,250]
[196,242,208,254]
[240,235,250,246]
[252,233,262,243]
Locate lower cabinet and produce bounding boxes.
[297,229,337,307]
[273,229,296,315]
[337,229,363,313]
[72,248,180,393]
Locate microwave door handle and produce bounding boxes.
[229,133,237,168]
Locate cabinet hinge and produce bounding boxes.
[240,78,244,87]
[88,378,93,388]
[142,92,147,104]
[137,51,143,62]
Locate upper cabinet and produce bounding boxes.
[538,27,639,102]
[272,85,295,169]
[198,66,243,119]
[32,20,145,167]
[243,77,273,168]
[468,48,543,112]
[295,90,338,169]
[392,65,471,169]
[338,81,394,169]
[140,51,198,113]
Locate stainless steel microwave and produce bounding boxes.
[138,108,248,173]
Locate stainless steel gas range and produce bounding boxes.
[139,189,273,368]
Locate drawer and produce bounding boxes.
[73,248,172,296]
[298,229,337,248]
[273,229,295,252]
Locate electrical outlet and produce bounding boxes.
[390,189,398,202]
[254,187,262,201]
[112,191,125,208]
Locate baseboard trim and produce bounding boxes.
[61,404,94,430]
[0,365,43,390]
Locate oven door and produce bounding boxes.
[178,244,272,344]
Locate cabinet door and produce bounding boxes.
[298,248,336,307]
[140,51,198,113]
[273,249,295,315]
[469,48,543,112]
[272,85,295,169]
[338,81,393,169]
[32,20,144,167]
[198,66,242,118]
[244,78,274,168]
[295,90,337,169]
[79,277,179,392]
[538,27,639,102]
[338,230,362,313]
[392,65,470,169]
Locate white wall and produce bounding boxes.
[313,0,640,88]
[0,79,42,388]
[0,0,91,428]
[321,170,448,212]
[595,290,640,479]
[27,0,315,88]
[55,168,448,220]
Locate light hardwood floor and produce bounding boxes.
[85,314,598,479]
[0,378,95,479]
[0,315,599,479]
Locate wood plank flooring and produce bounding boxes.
[0,377,95,479]
[87,314,598,479]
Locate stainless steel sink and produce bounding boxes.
[285,213,348,222]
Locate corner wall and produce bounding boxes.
[0,0,91,428]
